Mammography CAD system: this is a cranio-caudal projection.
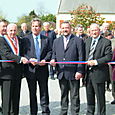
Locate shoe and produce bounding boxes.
[111,100,115,104]
[107,88,111,92]
[0,107,2,112]
[49,75,55,80]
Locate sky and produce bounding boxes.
[0,0,59,22]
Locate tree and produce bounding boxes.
[70,4,105,30]
[29,10,38,19]
[0,10,7,20]
[16,10,56,33]
[16,10,39,34]
[39,14,56,23]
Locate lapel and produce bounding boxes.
[30,34,36,57]
[60,36,65,52]
[94,36,102,54]
[40,34,44,54]
[87,37,92,53]
[65,34,75,52]
[86,37,92,60]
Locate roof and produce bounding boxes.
[58,0,115,14]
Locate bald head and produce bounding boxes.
[102,23,110,32]
[43,22,50,31]
[21,23,27,31]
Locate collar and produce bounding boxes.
[92,35,100,41]
[0,34,4,37]
[63,34,72,40]
[32,34,40,39]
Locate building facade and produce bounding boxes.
[56,0,115,29]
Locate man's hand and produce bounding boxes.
[38,60,46,66]
[21,57,28,64]
[29,58,37,66]
[87,60,97,66]
[50,59,56,67]
[75,72,83,80]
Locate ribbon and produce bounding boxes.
[0,60,115,64]
[0,60,15,62]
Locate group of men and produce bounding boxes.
[0,18,112,115]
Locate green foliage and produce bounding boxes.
[40,14,56,23]
[16,10,56,34]
[16,10,39,34]
[0,10,7,21]
[70,4,105,30]
[29,10,38,18]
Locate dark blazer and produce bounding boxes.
[23,34,52,79]
[19,30,30,38]
[112,48,115,81]
[0,36,23,80]
[41,30,56,47]
[52,34,85,80]
[85,36,112,83]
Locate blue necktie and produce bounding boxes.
[35,37,40,61]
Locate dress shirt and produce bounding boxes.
[90,35,100,49]
[63,34,71,49]
[33,34,41,49]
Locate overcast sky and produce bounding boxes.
[0,0,59,22]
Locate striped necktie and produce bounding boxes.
[88,40,96,60]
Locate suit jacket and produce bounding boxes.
[0,36,23,80]
[41,30,56,47]
[52,34,85,80]
[111,39,115,51]
[111,48,115,81]
[19,30,30,38]
[23,34,52,79]
[85,36,112,83]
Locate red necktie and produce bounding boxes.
[45,32,48,37]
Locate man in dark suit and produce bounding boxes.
[50,21,85,115]
[0,23,28,115]
[19,23,30,38]
[0,19,8,112]
[23,18,52,115]
[41,22,56,80]
[75,24,88,86]
[75,24,88,41]
[85,23,112,115]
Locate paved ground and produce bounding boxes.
[18,77,115,115]
[0,77,114,115]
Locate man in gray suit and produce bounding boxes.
[85,23,112,115]
[50,21,85,115]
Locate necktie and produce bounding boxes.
[45,32,48,37]
[88,40,96,60]
[35,37,40,61]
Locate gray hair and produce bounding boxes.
[7,23,17,30]
[43,22,50,26]
[75,24,84,30]
[90,23,100,29]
